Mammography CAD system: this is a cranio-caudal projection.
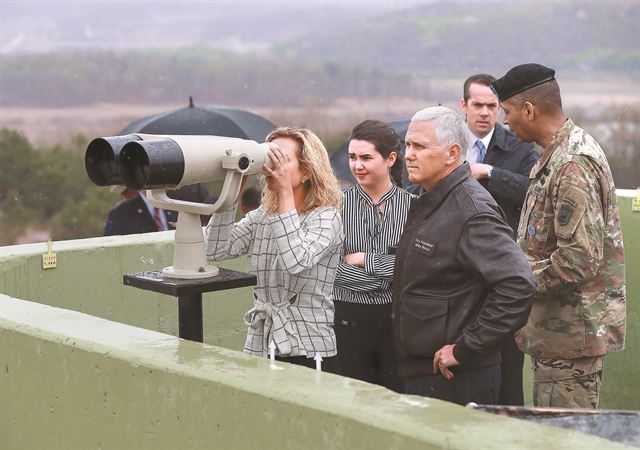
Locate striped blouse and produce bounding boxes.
[333,184,415,305]
[205,204,343,358]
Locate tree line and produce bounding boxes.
[0,130,116,245]
[0,49,427,108]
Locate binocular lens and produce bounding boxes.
[85,134,142,186]
[119,145,149,190]
[120,138,184,190]
[86,133,268,191]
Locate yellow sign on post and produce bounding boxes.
[633,188,640,213]
[42,239,57,269]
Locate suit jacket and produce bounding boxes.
[103,194,177,236]
[479,123,539,235]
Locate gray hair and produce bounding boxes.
[410,106,468,161]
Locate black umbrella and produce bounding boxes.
[330,119,411,189]
[120,97,277,208]
[120,97,276,143]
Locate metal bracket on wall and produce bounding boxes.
[42,239,57,269]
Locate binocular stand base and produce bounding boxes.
[123,268,256,342]
[162,264,220,280]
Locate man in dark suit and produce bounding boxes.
[103,183,212,236]
[103,187,178,236]
[461,73,540,234]
[460,73,539,405]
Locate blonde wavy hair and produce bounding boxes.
[261,127,342,214]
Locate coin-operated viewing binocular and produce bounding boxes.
[86,133,273,279]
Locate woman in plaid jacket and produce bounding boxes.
[205,127,343,370]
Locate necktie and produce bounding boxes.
[475,140,486,163]
[152,207,164,231]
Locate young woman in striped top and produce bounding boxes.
[333,120,415,390]
[205,127,343,370]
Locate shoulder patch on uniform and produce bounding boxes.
[557,203,574,226]
[561,194,577,207]
[555,186,589,240]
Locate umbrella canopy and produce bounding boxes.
[119,98,277,207]
[120,97,276,142]
[330,119,411,188]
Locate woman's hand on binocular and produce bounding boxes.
[264,145,294,192]
[265,144,296,213]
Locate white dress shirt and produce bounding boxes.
[139,191,168,230]
[466,127,495,163]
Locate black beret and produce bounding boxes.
[491,63,556,102]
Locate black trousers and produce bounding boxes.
[499,333,525,405]
[333,301,402,392]
[401,364,501,406]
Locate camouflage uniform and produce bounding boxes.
[532,356,602,408]
[516,119,626,408]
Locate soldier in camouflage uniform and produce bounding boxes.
[492,64,626,408]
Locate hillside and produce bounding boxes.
[0,2,637,113]
[0,2,410,54]
[2,2,637,77]
[278,1,640,76]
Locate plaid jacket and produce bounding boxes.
[206,204,343,358]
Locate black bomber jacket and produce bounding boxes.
[392,163,535,377]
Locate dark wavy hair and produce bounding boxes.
[463,73,496,103]
[349,120,403,186]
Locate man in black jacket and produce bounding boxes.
[461,73,540,405]
[393,106,535,405]
[461,73,539,234]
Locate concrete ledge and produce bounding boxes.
[1,295,630,450]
